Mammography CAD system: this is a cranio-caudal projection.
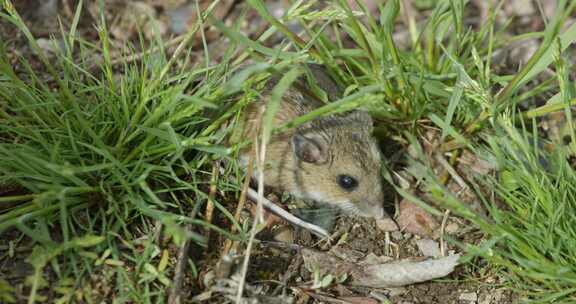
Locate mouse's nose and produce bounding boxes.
[373,205,385,219]
[359,201,386,219]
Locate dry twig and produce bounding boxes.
[440,210,451,257]
[235,123,267,303]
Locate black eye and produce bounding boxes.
[337,175,358,191]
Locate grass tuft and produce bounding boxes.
[0,1,246,301]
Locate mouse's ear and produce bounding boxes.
[291,133,329,164]
[347,110,373,132]
[348,110,372,124]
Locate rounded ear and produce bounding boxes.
[347,111,373,131]
[291,133,329,164]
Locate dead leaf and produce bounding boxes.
[458,150,497,176]
[396,199,439,239]
[302,247,460,288]
[358,255,461,287]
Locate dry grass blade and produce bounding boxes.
[235,122,266,303]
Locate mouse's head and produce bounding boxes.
[289,110,387,219]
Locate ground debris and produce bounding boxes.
[301,247,460,288]
[193,253,294,304]
[375,217,399,232]
[396,199,440,239]
[415,238,441,258]
[478,288,510,304]
[459,291,478,302]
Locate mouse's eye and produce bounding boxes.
[337,175,358,191]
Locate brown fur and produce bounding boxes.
[235,65,386,219]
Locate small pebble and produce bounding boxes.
[385,287,408,297]
[391,231,403,241]
[445,222,460,234]
[376,217,399,232]
[36,0,58,19]
[36,38,60,55]
[459,291,478,302]
[273,226,295,243]
[415,238,441,258]
[369,290,390,302]
[505,0,535,17]
[167,4,194,35]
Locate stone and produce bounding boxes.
[415,238,441,258]
[459,291,478,302]
[376,217,399,232]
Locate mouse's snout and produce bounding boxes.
[357,201,387,219]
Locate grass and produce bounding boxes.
[1,0,576,302]
[409,117,576,303]
[0,0,247,302]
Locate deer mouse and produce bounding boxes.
[234,64,387,219]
